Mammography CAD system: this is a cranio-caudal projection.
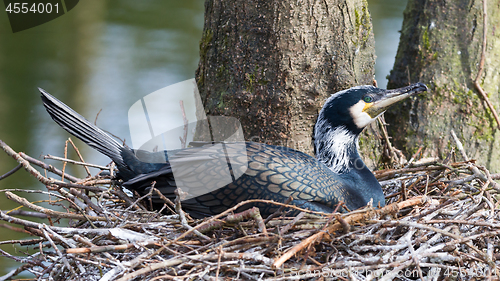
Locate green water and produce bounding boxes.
[0,0,405,276]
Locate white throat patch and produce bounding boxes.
[349,100,377,129]
[314,123,359,174]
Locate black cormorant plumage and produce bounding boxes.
[40,83,427,218]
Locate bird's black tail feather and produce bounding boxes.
[39,88,128,169]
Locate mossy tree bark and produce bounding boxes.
[387,0,500,172]
[196,0,385,167]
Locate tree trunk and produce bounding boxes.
[387,0,500,172]
[196,0,383,167]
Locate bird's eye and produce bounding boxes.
[363,96,373,103]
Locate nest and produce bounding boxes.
[1,138,499,281]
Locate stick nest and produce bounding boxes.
[1,139,500,280]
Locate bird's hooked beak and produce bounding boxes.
[363,83,429,118]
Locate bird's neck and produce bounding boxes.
[314,125,362,174]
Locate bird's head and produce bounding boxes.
[317,83,428,135]
[314,83,428,173]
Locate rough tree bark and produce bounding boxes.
[196,0,385,167]
[387,0,500,172]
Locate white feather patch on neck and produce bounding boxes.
[314,122,359,174]
[349,100,377,129]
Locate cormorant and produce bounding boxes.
[40,83,427,218]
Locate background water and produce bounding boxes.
[0,0,406,276]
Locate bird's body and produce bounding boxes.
[124,142,380,218]
[40,83,427,218]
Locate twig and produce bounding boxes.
[67,138,92,176]
[0,210,156,237]
[112,187,141,210]
[0,223,32,234]
[0,248,42,266]
[1,139,57,186]
[175,188,210,241]
[377,116,396,165]
[197,207,268,237]
[73,234,118,263]
[450,130,468,161]
[404,146,423,168]
[216,245,222,279]
[425,219,500,228]
[69,188,104,213]
[76,178,112,186]
[1,209,48,219]
[66,240,157,254]
[19,152,81,183]
[151,187,176,214]
[125,186,155,212]
[44,154,109,170]
[264,196,293,224]
[373,164,451,180]
[444,229,500,247]
[469,164,500,192]
[0,237,45,246]
[279,211,305,236]
[62,139,68,181]
[5,191,109,221]
[0,163,22,181]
